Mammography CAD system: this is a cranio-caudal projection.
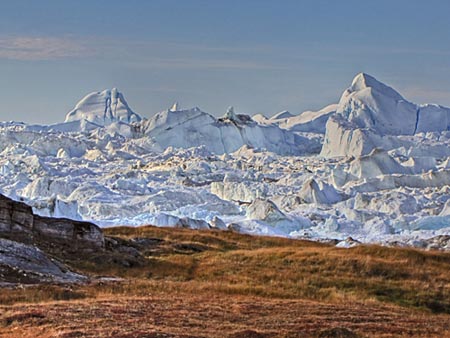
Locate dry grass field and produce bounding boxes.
[1,226,450,337]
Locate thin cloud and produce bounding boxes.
[0,36,284,70]
[0,36,93,61]
[130,57,284,71]
[92,41,283,71]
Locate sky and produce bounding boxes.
[1,0,450,124]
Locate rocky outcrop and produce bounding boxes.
[0,238,86,285]
[0,194,104,250]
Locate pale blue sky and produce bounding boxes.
[1,0,450,123]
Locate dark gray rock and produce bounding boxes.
[0,194,104,249]
[0,238,86,284]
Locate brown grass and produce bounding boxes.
[1,225,450,337]
[1,288,450,337]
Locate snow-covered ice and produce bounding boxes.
[0,73,449,248]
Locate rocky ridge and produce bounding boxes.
[0,194,104,285]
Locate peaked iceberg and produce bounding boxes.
[321,73,450,157]
[65,88,142,126]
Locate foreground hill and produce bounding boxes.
[1,224,450,337]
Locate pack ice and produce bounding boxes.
[0,73,449,248]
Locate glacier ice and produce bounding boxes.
[65,88,142,125]
[0,74,449,248]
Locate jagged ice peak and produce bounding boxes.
[65,88,142,126]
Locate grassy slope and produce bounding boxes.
[1,226,450,337]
